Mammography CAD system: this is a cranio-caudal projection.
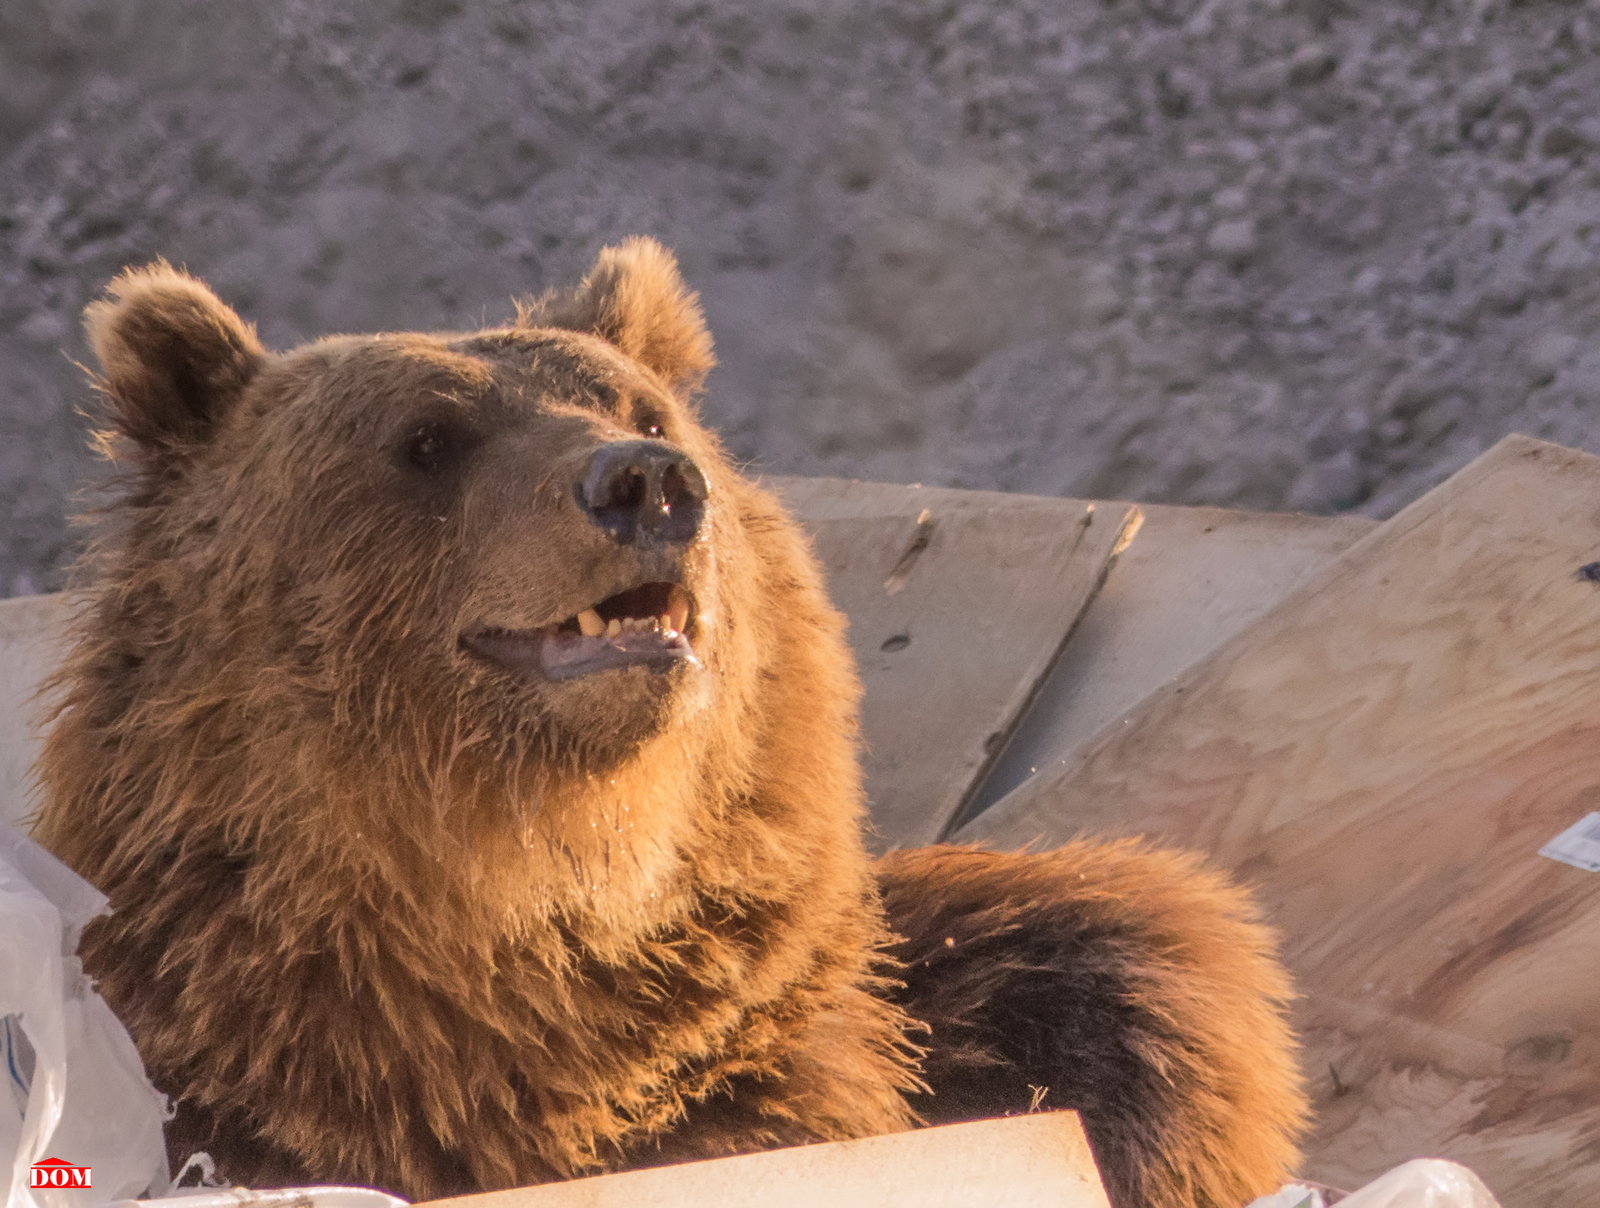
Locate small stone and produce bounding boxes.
[1288,44,1339,86]
[1421,258,1457,293]
[1288,450,1365,512]
[1524,331,1579,381]
[1539,125,1585,158]
[1212,186,1250,214]
[1352,266,1384,297]
[1206,218,1258,259]
[19,310,68,344]
[1456,73,1508,126]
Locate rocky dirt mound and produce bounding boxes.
[3,0,1598,594]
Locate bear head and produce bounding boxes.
[58,239,860,913]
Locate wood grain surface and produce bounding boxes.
[419,1111,1110,1208]
[770,476,1141,850]
[962,503,1376,829]
[957,435,1600,1206]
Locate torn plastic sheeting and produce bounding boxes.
[0,824,170,1208]
[1337,1161,1502,1208]
[1247,1159,1503,1208]
[111,1190,408,1208]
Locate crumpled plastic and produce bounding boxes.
[107,1190,408,1208]
[1247,1159,1504,1208]
[1336,1160,1502,1208]
[1,824,170,1208]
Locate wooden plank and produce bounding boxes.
[768,477,1140,851]
[955,436,1600,1207]
[419,1112,1110,1208]
[0,592,71,829]
[961,503,1376,828]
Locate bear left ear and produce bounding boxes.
[519,237,716,396]
[85,262,266,456]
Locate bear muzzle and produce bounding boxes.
[463,581,700,681]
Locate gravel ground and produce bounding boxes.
[4,0,1599,595]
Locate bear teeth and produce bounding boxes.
[568,585,691,640]
[581,613,671,639]
[605,616,667,636]
[554,584,693,642]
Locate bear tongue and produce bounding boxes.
[537,624,699,681]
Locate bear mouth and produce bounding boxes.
[464,582,699,681]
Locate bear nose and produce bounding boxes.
[579,439,708,545]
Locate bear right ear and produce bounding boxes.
[85,263,266,455]
[517,237,715,397]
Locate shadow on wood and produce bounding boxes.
[964,502,1376,827]
[768,476,1140,851]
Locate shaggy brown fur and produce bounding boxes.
[33,239,1307,1207]
[879,843,1306,1208]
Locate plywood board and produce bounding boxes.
[956,436,1600,1206]
[768,477,1140,851]
[419,1112,1110,1208]
[961,503,1376,828]
[0,592,71,829]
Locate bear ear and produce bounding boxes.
[519,237,716,396]
[85,262,266,455]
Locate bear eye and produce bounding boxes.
[637,412,666,439]
[405,423,449,471]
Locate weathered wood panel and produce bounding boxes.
[770,477,1140,851]
[0,592,70,828]
[958,436,1600,1206]
[962,503,1376,828]
[420,1111,1110,1208]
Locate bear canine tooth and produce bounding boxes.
[577,609,604,637]
[605,618,621,637]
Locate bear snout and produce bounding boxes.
[579,439,707,547]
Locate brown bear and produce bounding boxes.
[33,240,1308,1208]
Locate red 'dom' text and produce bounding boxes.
[30,1160,91,1189]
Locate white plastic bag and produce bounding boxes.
[1337,1160,1502,1207]
[1,824,169,1208]
[1248,1160,1503,1208]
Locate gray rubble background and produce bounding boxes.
[3,0,1599,595]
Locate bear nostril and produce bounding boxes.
[612,467,646,513]
[661,460,708,511]
[581,439,707,546]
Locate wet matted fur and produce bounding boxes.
[33,240,1307,1207]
